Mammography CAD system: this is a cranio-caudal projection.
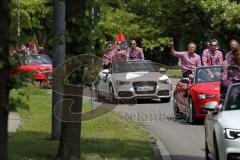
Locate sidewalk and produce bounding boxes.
[8,112,21,134]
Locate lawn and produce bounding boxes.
[166,69,182,78]
[9,86,155,160]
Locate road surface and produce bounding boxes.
[113,78,205,160]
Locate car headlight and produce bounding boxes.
[158,75,170,84]
[116,80,131,86]
[224,129,240,139]
[198,94,216,99]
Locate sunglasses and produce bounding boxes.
[211,44,217,47]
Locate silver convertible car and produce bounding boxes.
[95,60,172,103]
[204,83,240,160]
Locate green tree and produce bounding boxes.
[11,0,52,48]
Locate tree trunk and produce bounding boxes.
[56,1,87,159]
[57,85,83,160]
[0,0,11,159]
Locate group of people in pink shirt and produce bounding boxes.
[170,39,240,94]
[170,39,239,75]
[12,41,46,56]
[102,39,144,69]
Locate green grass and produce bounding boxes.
[166,69,182,78]
[9,87,155,160]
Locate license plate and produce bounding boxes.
[137,86,154,92]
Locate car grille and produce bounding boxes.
[133,81,157,94]
[157,90,169,96]
[118,91,133,97]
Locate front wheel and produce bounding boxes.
[188,98,196,124]
[213,133,219,160]
[205,141,211,160]
[109,85,117,104]
[173,94,181,119]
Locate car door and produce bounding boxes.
[205,111,219,153]
[97,70,111,98]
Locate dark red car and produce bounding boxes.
[13,54,53,88]
[173,65,221,124]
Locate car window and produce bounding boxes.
[25,55,52,65]
[195,66,221,83]
[112,61,158,73]
[225,84,240,111]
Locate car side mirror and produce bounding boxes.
[98,69,110,82]
[204,101,218,111]
[159,67,167,74]
[102,69,110,74]
[181,77,190,83]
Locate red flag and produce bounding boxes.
[114,32,126,44]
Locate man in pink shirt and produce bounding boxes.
[202,39,223,66]
[225,39,239,64]
[221,47,240,96]
[127,40,144,60]
[102,42,114,69]
[170,42,201,77]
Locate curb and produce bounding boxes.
[143,127,172,160]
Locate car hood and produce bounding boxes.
[111,72,166,82]
[19,64,52,73]
[192,82,220,94]
[218,110,240,129]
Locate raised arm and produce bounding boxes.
[169,41,181,58]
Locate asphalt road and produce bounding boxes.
[113,78,205,160]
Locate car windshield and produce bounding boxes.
[225,84,240,111]
[112,61,158,73]
[195,66,221,83]
[24,55,52,65]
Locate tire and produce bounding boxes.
[47,84,52,89]
[95,89,102,102]
[161,97,171,103]
[109,85,117,104]
[34,80,43,88]
[213,133,219,160]
[205,141,211,160]
[173,94,182,120]
[188,98,196,124]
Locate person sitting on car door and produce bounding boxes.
[102,41,115,69]
[169,41,201,78]
[127,40,144,60]
[221,47,240,96]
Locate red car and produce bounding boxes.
[173,66,221,124]
[13,54,53,88]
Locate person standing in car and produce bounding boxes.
[170,41,201,77]
[225,39,239,64]
[202,39,223,66]
[127,40,144,60]
[221,47,240,92]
